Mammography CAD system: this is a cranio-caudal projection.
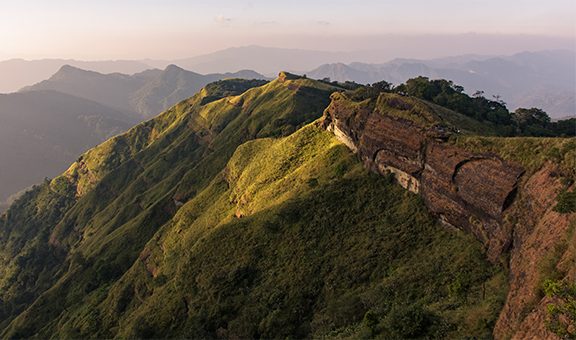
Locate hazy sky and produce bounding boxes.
[1,0,575,60]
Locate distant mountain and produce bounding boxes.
[22,65,267,119]
[128,66,266,118]
[0,65,266,208]
[22,65,156,116]
[0,59,152,94]
[168,46,353,76]
[0,90,136,207]
[308,50,576,118]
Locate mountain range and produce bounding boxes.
[0,65,266,208]
[308,50,576,119]
[22,65,267,119]
[3,47,574,120]
[0,47,332,94]
[0,59,151,94]
[0,73,574,338]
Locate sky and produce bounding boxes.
[0,0,575,60]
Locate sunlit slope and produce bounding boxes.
[0,74,335,334]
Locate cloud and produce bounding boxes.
[214,15,233,24]
[316,20,331,26]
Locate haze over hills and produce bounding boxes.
[0,65,266,210]
[0,59,151,94]
[4,46,574,119]
[22,65,267,119]
[0,46,346,93]
[164,46,353,76]
[308,50,576,119]
[0,90,136,208]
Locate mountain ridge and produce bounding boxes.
[308,50,576,118]
[22,64,268,119]
[0,74,574,338]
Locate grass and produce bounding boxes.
[0,76,337,337]
[44,124,506,339]
[337,91,504,136]
[452,136,576,180]
[1,76,509,339]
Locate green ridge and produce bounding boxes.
[0,76,335,335]
[0,76,519,338]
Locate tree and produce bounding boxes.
[513,108,551,127]
[513,108,553,136]
[371,80,393,92]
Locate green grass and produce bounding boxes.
[39,124,507,339]
[1,76,508,339]
[337,91,503,136]
[0,76,337,337]
[453,136,576,180]
[542,279,576,338]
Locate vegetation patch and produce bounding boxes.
[554,190,576,214]
[543,279,576,338]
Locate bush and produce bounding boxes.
[543,279,576,338]
[554,190,576,213]
[382,304,432,338]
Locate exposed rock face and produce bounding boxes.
[322,92,524,260]
[323,92,576,339]
[494,163,575,340]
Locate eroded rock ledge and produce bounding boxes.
[322,92,524,260]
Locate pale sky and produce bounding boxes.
[0,0,575,60]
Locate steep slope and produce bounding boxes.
[22,65,267,119]
[0,74,335,335]
[2,75,572,339]
[0,90,136,208]
[453,137,576,339]
[0,75,505,339]
[322,90,576,339]
[322,91,524,260]
[47,124,504,339]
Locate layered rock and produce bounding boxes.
[322,92,524,259]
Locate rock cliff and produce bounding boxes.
[323,91,576,339]
[322,92,524,260]
[493,163,575,339]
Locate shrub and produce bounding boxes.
[543,279,576,338]
[554,190,576,213]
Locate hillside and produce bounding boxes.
[0,75,574,339]
[309,50,576,119]
[322,89,576,339]
[0,90,136,208]
[22,65,267,119]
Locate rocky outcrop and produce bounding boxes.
[322,91,576,339]
[322,92,524,260]
[494,163,575,339]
